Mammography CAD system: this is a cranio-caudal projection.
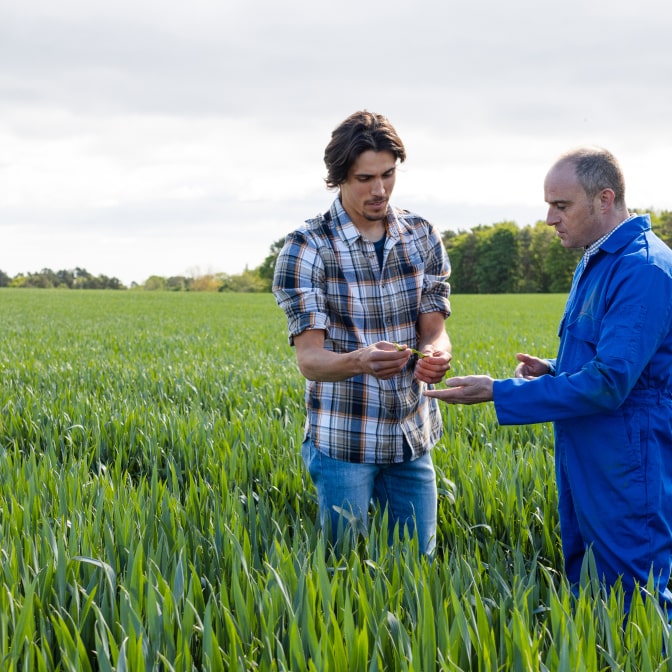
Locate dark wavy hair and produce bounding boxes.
[323,111,406,189]
[558,147,626,207]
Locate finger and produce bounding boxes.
[423,388,446,397]
[424,387,462,399]
[376,349,411,363]
[444,376,468,387]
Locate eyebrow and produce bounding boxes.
[353,166,396,179]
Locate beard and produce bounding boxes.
[362,199,388,222]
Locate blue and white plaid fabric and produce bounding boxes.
[273,197,451,464]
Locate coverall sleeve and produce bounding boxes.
[493,260,672,425]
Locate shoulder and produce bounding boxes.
[392,208,438,238]
[283,212,332,247]
[621,227,672,277]
[644,229,672,266]
[394,208,430,227]
[605,239,672,309]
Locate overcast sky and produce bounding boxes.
[2,0,671,286]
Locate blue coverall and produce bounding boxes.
[493,214,672,610]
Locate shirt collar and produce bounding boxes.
[582,214,637,264]
[330,197,401,245]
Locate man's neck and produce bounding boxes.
[355,219,387,242]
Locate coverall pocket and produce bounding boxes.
[565,313,600,345]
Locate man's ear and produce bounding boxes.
[599,188,615,212]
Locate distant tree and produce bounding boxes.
[219,268,266,292]
[166,276,189,291]
[99,275,124,290]
[143,275,167,291]
[9,274,27,287]
[56,269,75,288]
[515,226,535,292]
[0,269,9,287]
[190,274,223,291]
[257,237,286,291]
[523,222,558,292]
[70,268,93,289]
[474,222,519,293]
[443,223,519,294]
[544,238,581,293]
[22,269,56,288]
[650,209,672,248]
[441,230,458,247]
[443,229,479,294]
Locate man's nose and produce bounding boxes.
[546,207,559,226]
[371,178,385,196]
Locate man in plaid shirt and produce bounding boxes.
[273,111,452,554]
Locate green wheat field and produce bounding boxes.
[0,289,669,671]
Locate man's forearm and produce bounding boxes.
[296,348,365,382]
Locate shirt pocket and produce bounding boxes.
[565,312,601,345]
[564,305,645,366]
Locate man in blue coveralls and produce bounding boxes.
[426,146,672,613]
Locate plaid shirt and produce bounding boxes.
[273,197,451,464]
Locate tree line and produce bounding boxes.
[255,208,672,295]
[0,267,124,290]
[444,209,672,293]
[0,265,271,292]
[3,209,670,293]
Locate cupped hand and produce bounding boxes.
[413,349,452,384]
[513,353,550,379]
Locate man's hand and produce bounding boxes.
[514,353,551,379]
[424,375,494,404]
[413,348,452,385]
[360,341,413,380]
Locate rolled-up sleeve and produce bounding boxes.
[273,230,330,344]
[420,226,451,317]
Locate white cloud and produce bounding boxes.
[1,0,672,286]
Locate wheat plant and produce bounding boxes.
[0,289,669,670]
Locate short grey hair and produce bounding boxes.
[556,146,626,207]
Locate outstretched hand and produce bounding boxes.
[424,375,494,405]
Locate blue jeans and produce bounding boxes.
[301,438,438,555]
